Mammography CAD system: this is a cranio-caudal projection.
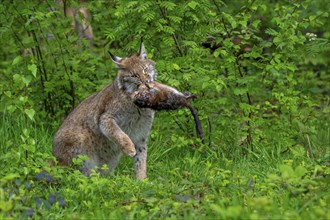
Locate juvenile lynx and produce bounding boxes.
[53,43,191,179]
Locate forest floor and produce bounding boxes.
[0,115,329,219]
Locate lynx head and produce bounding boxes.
[110,43,157,93]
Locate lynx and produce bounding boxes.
[53,43,192,179]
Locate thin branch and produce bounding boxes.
[221,17,253,146]
[207,116,212,147]
[157,2,184,56]
[173,116,187,134]
[172,34,184,57]
[211,0,221,12]
[221,17,232,38]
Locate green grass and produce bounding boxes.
[0,114,329,220]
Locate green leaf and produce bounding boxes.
[143,12,156,22]
[286,63,297,72]
[252,20,261,28]
[233,87,247,96]
[309,15,316,21]
[22,76,32,86]
[12,56,22,65]
[160,1,176,11]
[187,1,198,10]
[295,166,307,178]
[6,105,16,113]
[214,49,227,58]
[25,108,35,120]
[173,63,180,70]
[1,173,20,182]
[223,13,237,29]
[214,50,220,58]
[0,200,13,212]
[239,19,247,27]
[28,64,37,77]
[13,74,22,82]
[168,16,182,23]
[4,91,11,97]
[127,1,138,8]
[22,143,35,153]
[265,28,278,36]
[279,164,295,178]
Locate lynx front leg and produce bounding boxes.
[134,144,147,180]
[99,114,136,157]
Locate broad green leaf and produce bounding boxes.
[0,201,13,212]
[22,143,36,153]
[28,64,37,77]
[173,63,180,70]
[214,50,220,58]
[19,96,28,103]
[25,108,35,120]
[12,56,22,65]
[279,164,295,178]
[295,166,307,178]
[22,76,32,86]
[1,173,20,182]
[6,105,16,113]
[309,15,316,21]
[4,91,11,97]
[233,87,247,96]
[187,1,198,10]
[13,74,21,82]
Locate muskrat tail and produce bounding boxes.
[187,104,204,142]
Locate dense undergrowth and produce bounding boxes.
[0,114,329,219]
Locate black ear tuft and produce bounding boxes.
[108,51,122,63]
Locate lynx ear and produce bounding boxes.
[138,42,147,59]
[108,51,123,67]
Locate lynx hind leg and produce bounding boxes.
[53,130,98,174]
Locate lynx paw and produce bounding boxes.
[124,147,136,157]
[121,138,136,157]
